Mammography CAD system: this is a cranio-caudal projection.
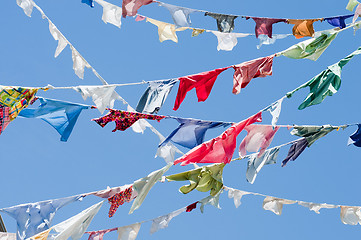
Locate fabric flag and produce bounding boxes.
[129,164,172,214]
[232,55,274,94]
[205,12,238,33]
[85,228,117,240]
[82,0,94,7]
[19,97,90,142]
[291,125,337,147]
[0,233,16,240]
[173,112,263,166]
[249,17,287,38]
[198,190,222,213]
[286,46,361,109]
[29,229,52,240]
[239,125,280,157]
[281,138,308,167]
[340,206,361,225]
[30,201,103,240]
[146,18,187,43]
[281,29,338,61]
[324,14,354,29]
[348,124,361,147]
[95,0,122,28]
[92,109,166,132]
[287,19,322,38]
[0,86,38,121]
[263,98,284,128]
[298,201,337,214]
[191,28,205,37]
[70,46,91,79]
[0,195,83,240]
[166,163,225,196]
[136,79,178,114]
[159,118,231,149]
[158,2,197,27]
[48,21,68,57]
[262,196,296,215]
[353,4,361,23]
[210,31,250,51]
[122,0,153,18]
[346,0,360,11]
[16,0,35,17]
[117,223,141,240]
[73,85,118,114]
[150,207,186,234]
[173,67,231,111]
[257,34,290,49]
[186,202,198,212]
[0,105,10,135]
[225,187,250,208]
[108,186,136,217]
[246,147,280,184]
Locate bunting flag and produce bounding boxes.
[205,12,238,33]
[150,207,185,234]
[0,105,10,134]
[324,14,354,29]
[287,18,322,38]
[346,0,360,11]
[239,125,280,157]
[290,125,338,147]
[348,124,361,147]
[280,29,338,61]
[0,195,83,240]
[286,46,361,109]
[85,228,117,240]
[18,97,91,142]
[281,138,308,167]
[29,201,103,240]
[122,0,153,18]
[136,79,178,114]
[248,17,287,38]
[146,17,188,43]
[129,164,172,214]
[210,31,251,51]
[166,163,225,196]
[117,223,141,240]
[159,118,231,149]
[92,109,166,132]
[173,67,231,110]
[0,86,38,121]
[94,0,122,28]
[158,2,198,27]
[0,233,16,240]
[232,55,274,94]
[173,112,263,166]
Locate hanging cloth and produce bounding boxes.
[173,67,230,111]
[0,195,83,240]
[122,0,153,18]
[286,47,361,109]
[0,86,38,121]
[232,55,274,94]
[249,17,287,38]
[287,19,322,39]
[92,109,166,132]
[280,29,338,61]
[166,163,225,196]
[205,12,238,33]
[158,2,197,27]
[239,125,280,157]
[348,124,361,147]
[324,14,354,29]
[136,79,178,114]
[19,97,90,142]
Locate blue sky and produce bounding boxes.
[1,0,361,239]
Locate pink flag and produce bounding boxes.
[232,55,274,94]
[122,0,153,18]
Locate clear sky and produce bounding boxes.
[1,0,361,239]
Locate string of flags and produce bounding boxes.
[81,0,361,40]
[3,171,361,240]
